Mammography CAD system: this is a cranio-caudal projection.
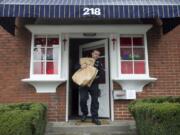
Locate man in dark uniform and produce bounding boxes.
[75,49,104,125]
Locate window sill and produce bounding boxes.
[113,77,157,92]
[21,78,66,93]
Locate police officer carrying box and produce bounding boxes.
[75,49,104,125]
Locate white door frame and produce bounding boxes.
[67,33,114,121]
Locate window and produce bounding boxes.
[32,35,60,76]
[22,33,66,93]
[120,35,146,75]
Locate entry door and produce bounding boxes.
[78,39,110,118]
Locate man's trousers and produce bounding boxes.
[79,83,100,120]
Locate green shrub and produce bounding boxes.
[0,103,47,135]
[128,96,180,135]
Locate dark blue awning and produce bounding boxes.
[0,0,179,19]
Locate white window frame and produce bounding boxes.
[111,31,157,94]
[30,34,62,80]
[117,34,150,79]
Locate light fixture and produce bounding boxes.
[83,33,96,36]
[62,36,67,51]
[111,35,117,50]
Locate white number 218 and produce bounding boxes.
[83,8,101,16]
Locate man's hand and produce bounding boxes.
[81,64,87,69]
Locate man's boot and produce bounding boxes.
[81,114,87,122]
[92,119,101,125]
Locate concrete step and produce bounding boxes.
[45,120,137,135]
[45,132,136,135]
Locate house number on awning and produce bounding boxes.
[83,8,101,16]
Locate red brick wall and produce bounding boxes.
[0,18,180,121]
[0,18,67,122]
[114,24,180,120]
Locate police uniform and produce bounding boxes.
[78,59,104,120]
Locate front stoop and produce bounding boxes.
[45,120,137,135]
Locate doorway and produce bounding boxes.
[68,38,111,120]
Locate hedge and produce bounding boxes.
[128,96,180,135]
[0,103,47,135]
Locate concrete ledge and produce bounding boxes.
[45,120,137,135]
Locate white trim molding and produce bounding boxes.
[22,78,66,93]
[113,77,157,92]
[25,25,152,34]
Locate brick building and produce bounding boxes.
[0,0,180,122]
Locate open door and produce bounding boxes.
[78,39,110,118]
